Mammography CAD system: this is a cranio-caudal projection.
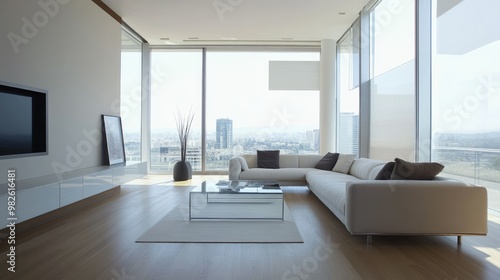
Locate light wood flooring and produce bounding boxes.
[1,175,500,280]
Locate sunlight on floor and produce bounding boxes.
[124,175,173,186]
[489,212,500,225]
[125,175,227,187]
[472,246,500,270]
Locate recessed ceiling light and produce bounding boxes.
[187,37,199,40]
[160,37,170,40]
[339,12,346,15]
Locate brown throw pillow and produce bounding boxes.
[315,152,340,170]
[375,161,395,180]
[257,150,280,169]
[390,158,444,180]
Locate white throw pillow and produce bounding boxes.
[332,154,356,174]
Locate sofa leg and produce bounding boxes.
[367,235,372,244]
[457,236,462,245]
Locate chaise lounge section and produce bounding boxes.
[229,154,488,243]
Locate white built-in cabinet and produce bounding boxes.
[16,183,60,222]
[60,177,84,207]
[0,162,147,229]
[83,170,113,198]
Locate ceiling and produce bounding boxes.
[101,0,371,46]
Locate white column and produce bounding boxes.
[320,39,337,154]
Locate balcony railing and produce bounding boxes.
[433,146,500,213]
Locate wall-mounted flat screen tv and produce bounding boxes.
[0,81,48,159]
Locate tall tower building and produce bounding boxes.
[339,113,359,156]
[307,129,320,150]
[215,118,233,149]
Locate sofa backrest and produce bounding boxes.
[242,154,299,168]
[279,155,300,168]
[298,155,324,168]
[349,158,386,180]
[242,155,258,168]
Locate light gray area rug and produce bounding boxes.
[136,203,303,243]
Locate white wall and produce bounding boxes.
[0,0,121,183]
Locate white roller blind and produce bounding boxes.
[269,61,320,90]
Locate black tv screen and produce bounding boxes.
[0,81,47,159]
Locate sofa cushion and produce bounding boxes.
[306,170,361,216]
[390,158,445,180]
[374,161,396,180]
[349,158,386,180]
[315,152,340,170]
[257,150,280,169]
[312,181,348,217]
[332,154,356,174]
[239,168,316,181]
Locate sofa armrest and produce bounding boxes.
[344,180,488,236]
[228,156,248,180]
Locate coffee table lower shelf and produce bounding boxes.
[189,192,284,220]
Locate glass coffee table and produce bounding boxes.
[189,180,284,220]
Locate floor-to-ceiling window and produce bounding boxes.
[120,29,143,163]
[205,51,320,170]
[148,49,320,172]
[431,0,500,213]
[333,0,500,214]
[337,21,360,157]
[150,49,203,172]
[369,0,416,161]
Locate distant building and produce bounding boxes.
[233,144,244,154]
[186,148,202,170]
[215,118,233,149]
[339,113,359,156]
[307,129,320,150]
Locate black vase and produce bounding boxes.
[173,161,192,181]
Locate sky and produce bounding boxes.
[120,0,500,136]
[147,50,320,135]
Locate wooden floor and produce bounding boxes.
[1,175,500,280]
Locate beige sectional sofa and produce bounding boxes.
[228,154,488,243]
